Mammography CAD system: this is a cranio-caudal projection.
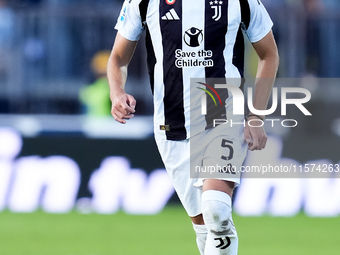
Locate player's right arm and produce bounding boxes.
[107,33,138,124]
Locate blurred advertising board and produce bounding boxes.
[1,78,340,218]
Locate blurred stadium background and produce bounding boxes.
[1,0,340,254]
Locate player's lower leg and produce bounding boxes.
[202,190,238,255]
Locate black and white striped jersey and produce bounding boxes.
[115,0,273,141]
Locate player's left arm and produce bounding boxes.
[244,30,279,151]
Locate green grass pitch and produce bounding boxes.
[0,206,339,255]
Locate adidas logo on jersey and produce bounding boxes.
[161,8,180,20]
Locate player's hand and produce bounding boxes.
[244,117,267,151]
[110,89,136,124]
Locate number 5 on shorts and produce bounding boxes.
[221,139,234,161]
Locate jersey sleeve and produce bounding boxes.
[245,0,273,43]
[114,0,145,41]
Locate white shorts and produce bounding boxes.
[155,124,247,217]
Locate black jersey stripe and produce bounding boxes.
[204,0,228,78]
[145,26,156,94]
[140,0,155,93]
[160,0,186,140]
[204,0,228,129]
[139,0,150,24]
[240,0,251,29]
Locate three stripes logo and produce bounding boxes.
[214,236,231,250]
[161,8,180,20]
[197,82,223,115]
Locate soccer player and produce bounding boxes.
[108,0,279,254]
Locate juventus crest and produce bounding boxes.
[210,0,223,21]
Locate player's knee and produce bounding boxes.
[201,190,232,233]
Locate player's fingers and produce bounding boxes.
[245,125,258,150]
[248,138,260,151]
[112,108,135,123]
[112,102,131,116]
[122,113,135,120]
[247,142,254,150]
[122,104,135,115]
[117,95,136,114]
[111,96,135,115]
[244,125,252,145]
[259,134,267,150]
[250,135,267,151]
[112,112,126,124]
[255,131,267,150]
[127,95,136,111]
[246,124,267,151]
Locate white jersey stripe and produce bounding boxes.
[182,0,206,138]
[147,1,166,140]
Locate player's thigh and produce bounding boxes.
[155,137,203,217]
